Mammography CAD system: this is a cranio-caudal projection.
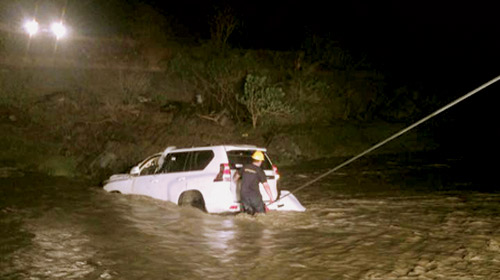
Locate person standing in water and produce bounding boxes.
[233,151,274,215]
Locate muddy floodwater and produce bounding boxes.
[1,152,499,280]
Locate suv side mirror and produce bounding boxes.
[130,166,140,176]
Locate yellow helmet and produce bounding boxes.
[251,151,265,161]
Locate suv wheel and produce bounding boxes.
[178,191,207,212]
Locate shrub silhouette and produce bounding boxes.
[238,74,294,128]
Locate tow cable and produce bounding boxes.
[268,75,500,207]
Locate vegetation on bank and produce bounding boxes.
[0,4,437,181]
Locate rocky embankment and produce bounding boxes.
[1,98,438,183]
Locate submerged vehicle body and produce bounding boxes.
[103,145,306,213]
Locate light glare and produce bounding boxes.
[51,22,67,39]
[24,20,39,36]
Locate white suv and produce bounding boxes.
[102,145,306,213]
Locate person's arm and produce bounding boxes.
[262,182,274,203]
[233,170,240,181]
[257,168,273,202]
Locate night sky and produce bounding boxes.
[141,0,500,90]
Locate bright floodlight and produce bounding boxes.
[23,19,39,36]
[51,22,67,39]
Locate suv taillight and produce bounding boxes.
[214,163,231,182]
[273,165,280,180]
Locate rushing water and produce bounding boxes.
[1,152,499,280]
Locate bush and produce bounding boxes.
[237,74,294,128]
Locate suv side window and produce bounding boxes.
[139,155,160,176]
[160,152,190,173]
[187,150,214,171]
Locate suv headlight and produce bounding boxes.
[23,19,39,36]
[51,22,67,39]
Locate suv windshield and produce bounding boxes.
[227,150,272,170]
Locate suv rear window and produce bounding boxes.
[227,150,272,170]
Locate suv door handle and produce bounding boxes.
[177,177,186,182]
[151,179,159,183]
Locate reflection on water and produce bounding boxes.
[13,217,97,278]
[1,153,500,279]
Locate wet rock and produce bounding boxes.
[87,141,144,181]
[268,135,303,164]
[95,152,118,169]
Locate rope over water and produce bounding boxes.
[268,75,500,207]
